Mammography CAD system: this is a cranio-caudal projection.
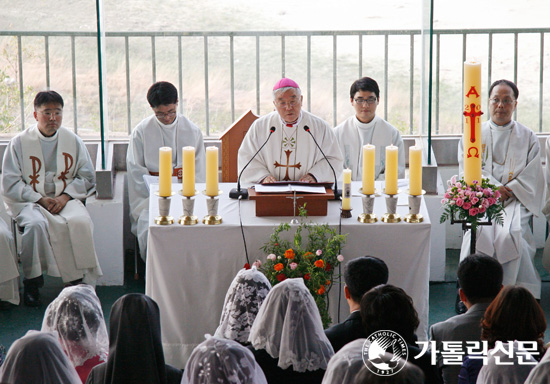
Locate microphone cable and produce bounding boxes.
[238,195,250,266]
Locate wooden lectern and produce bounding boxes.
[219,110,259,182]
[249,187,334,216]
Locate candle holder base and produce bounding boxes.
[382,213,401,223]
[358,213,377,223]
[404,213,423,223]
[155,215,174,225]
[179,215,199,225]
[203,215,223,225]
[340,208,352,218]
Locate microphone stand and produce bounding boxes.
[229,127,276,199]
[303,126,341,200]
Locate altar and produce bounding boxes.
[145,181,431,368]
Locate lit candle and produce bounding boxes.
[181,146,195,197]
[463,60,483,186]
[205,146,219,197]
[158,147,172,197]
[409,146,423,196]
[385,145,398,195]
[362,144,375,195]
[342,168,352,210]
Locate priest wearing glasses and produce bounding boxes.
[458,79,543,300]
[334,76,404,181]
[237,78,343,184]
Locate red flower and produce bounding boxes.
[274,263,284,272]
[314,259,324,268]
[304,273,311,280]
[284,249,295,260]
[277,273,287,282]
[325,262,332,272]
[326,280,331,286]
[317,285,326,295]
[244,263,251,270]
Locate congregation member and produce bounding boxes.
[0,331,81,383]
[248,278,334,383]
[1,90,101,307]
[127,81,205,260]
[325,256,388,352]
[334,76,405,181]
[355,357,425,384]
[458,79,544,300]
[429,254,503,384]
[86,293,183,384]
[0,216,19,308]
[360,284,440,384]
[237,77,343,184]
[525,348,550,384]
[541,136,550,271]
[182,335,267,384]
[42,284,108,383]
[458,286,546,384]
[214,266,271,345]
[321,338,367,384]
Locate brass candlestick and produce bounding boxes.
[381,189,401,223]
[154,192,175,225]
[179,191,199,225]
[404,190,425,223]
[357,187,377,223]
[202,190,223,225]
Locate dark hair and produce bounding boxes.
[147,81,178,108]
[489,79,519,100]
[360,284,419,345]
[481,286,546,357]
[350,77,380,99]
[457,254,503,304]
[355,358,425,384]
[344,256,389,303]
[34,90,64,109]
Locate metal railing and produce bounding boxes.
[1,28,549,136]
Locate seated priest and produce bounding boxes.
[458,79,544,300]
[237,77,343,184]
[127,81,205,260]
[1,90,101,307]
[334,76,405,181]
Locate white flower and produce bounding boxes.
[337,254,344,262]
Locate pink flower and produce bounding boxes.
[470,196,479,205]
[450,175,457,185]
[484,188,492,197]
[337,254,344,262]
[481,199,490,208]
[478,206,486,214]
[253,259,262,268]
[316,249,322,256]
[469,208,479,216]
[267,254,276,261]
[444,192,451,199]
[494,190,501,199]
[455,198,464,207]
[462,202,472,210]
[289,262,298,270]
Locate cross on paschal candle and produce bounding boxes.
[463,103,484,143]
[274,150,302,181]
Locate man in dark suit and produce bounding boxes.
[429,254,503,384]
[325,256,388,352]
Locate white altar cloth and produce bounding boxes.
[146,181,431,368]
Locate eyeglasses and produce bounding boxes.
[276,100,299,108]
[354,97,377,106]
[155,111,177,119]
[489,98,516,106]
[38,110,62,118]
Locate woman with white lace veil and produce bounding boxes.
[0,330,81,383]
[41,284,108,384]
[248,277,334,384]
[321,338,366,384]
[214,266,271,345]
[181,335,267,384]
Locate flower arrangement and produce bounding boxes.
[260,207,347,328]
[440,175,504,231]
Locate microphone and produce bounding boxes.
[229,126,276,199]
[303,125,341,200]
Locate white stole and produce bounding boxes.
[20,126,77,197]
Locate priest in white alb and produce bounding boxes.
[458,80,543,299]
[1,90,101,307]
[238,78,343,184]
[334,76,404,181]
[127,81,205,260]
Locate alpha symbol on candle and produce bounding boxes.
[274,150,302,181]
[467,147,479,158]
[463,103,484,143]
[465,86,480,98]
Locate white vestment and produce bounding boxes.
[0,217,19,304]
[1,125,101,284]
[237,110,343,184]
[540,136,550,272]
[458,120,543,298]
[127,114,205,259]
[334,115,405,181]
